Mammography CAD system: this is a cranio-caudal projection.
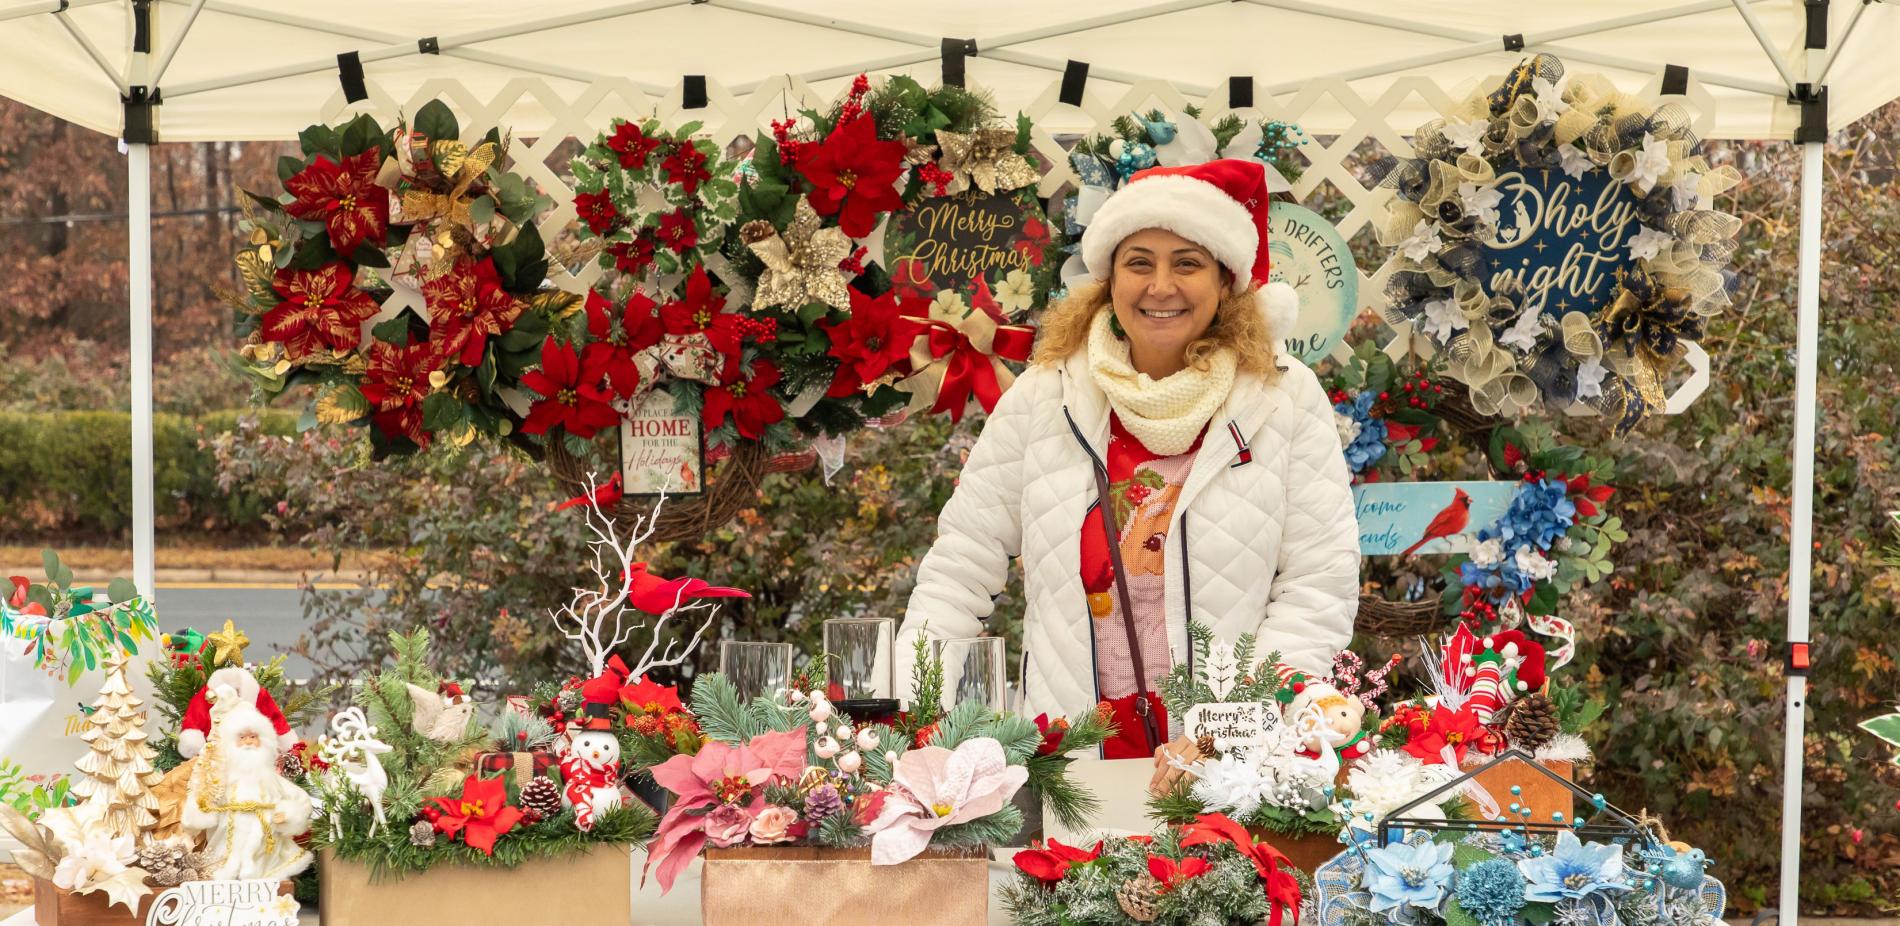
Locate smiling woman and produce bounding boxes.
[896,159,1362,800]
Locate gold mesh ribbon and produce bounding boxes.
[389,137,501,277]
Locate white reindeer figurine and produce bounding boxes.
[318,707,393,836]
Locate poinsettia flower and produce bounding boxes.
[262,262,379,360]
[1012,837,1103,884]
[660,266,743,356]
[657,209,699,254]
[358,339,438,447]
[645,728,809,893]
[1403,704,1487,766]
[661,142,711,195]
[622,675,684,714]
[796,115,907,237]
[283,149,388,255]
[820,286,927,397]
[1032,713,1070,757]
[582,290,664,398]
[575,190,620,235]
[425,774,525,856]
[1147,854,1213,893]
[607,120,663,168]
[702,357,785,440]
[520,337,618,439]
[610,234,658,275]
[424,256,526,367]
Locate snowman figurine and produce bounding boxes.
[558,702,625,832]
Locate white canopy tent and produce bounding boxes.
[3,1,1896,917]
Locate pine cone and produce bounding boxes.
[409,819,437,848]
[804,784,844,823]
[519,776,564,822]
[1503,692,1559,753]
[1116,874,1162,923]
[1196,734,1220,760]
[277,751,307,781]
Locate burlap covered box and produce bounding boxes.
[700,845,989,926]
[318,844,631,926]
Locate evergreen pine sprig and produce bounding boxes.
[907,632,945,734]
[689,673,766,744]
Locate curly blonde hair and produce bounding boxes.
[1032,280,1283,381]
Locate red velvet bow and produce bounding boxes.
[901,277,1035,423]
[1179,813,1302,926]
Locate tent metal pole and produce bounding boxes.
[1814,0,1870,87]
[1779,134,1820,926]
[164,0,687,99]
[0,0,115,24]
[128,140,156,600]
[148,0,207,85]
[1264,38,1503,96]
[54,9,130,95]
[1728,0,1801,92]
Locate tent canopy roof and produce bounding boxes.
[0,0,1896,141]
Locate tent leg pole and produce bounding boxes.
[128,141,156,601]
[1779,137,1823,926]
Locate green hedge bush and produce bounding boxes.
[0,410,298,539]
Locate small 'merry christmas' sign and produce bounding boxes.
[145,879,299,926]
[1184,701,1278,753]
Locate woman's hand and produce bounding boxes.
[1148,736,1202,797]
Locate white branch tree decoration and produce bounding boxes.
[552,472,721,677]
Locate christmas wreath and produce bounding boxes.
[1378,54,1741,433]
[229,101,578,456]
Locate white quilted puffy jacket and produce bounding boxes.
[896,346,1362,731]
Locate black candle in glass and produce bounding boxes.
[822,618,900,724]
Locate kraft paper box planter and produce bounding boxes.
[318,844,632,926]
[32,878,293,926]
[701,845,989,926]
[1463,755,1575,824]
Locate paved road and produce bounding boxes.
[146,582,349,685]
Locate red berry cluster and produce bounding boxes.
[838,74,872,125]
[770,118,805,166]
[735,315,778,344]
[916,162,954,196]
[839,246,868,275]
[1397,369,1444,408]
[1458,594,1502,626]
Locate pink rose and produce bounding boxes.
[703,803,753,848]
[748,805,799,845]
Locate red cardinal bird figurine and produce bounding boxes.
[554,474,623,513]
[620,562,750,615]
[1398,488,1472,558]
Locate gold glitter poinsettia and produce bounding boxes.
[935,127,1038,195]
[741,198,852,312]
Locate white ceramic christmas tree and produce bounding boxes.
[69,655,164,836]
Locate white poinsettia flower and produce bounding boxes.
[1458,182,1504,227]
[929,288,969,320]
[996,269,1036,315]
[1499,306,1545,353]
[1671,170,1704,210]
[1335,410,1363,446]
[1627,132,1672,193]
[1398,219,1443,263]
[1529,75,1572,117]
[1419,298,1469,345]
[1441,119,1489,154]
[1558,143,1594,180]
[1627,225,1674,262]
[1575,356,1609,400]
[1469,537,1505,567]
[1515,544,1558,580]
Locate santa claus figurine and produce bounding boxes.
[180,682,314,880]
[177,666,298,760]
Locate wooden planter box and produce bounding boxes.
[701,845,989,926]
[318,844,632,926]
[1464,756,1575,825]
[32,878,293,926]
[1247,829,1346,875]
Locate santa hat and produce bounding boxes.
[1079,158,1300,338]
[208,685,280,746]
[177,666,298,759]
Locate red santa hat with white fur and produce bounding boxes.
[1079,158,1300,338]
[176,666,299,759]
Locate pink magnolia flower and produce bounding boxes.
[644,727,808,893]
[863,737,1028,865]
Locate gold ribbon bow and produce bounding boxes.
[741,199,852,312]
[1600,271,1696,410]
[392,135,500,276]
[895,285,1035,422]
[935,127,1039,195]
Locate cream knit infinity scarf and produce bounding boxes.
[1086,308,1235,456]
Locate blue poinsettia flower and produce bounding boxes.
[1363,839,1457,914]
[1334,391,1389,474]
[1497,477,1577,551]
[1517,831,1628,902]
